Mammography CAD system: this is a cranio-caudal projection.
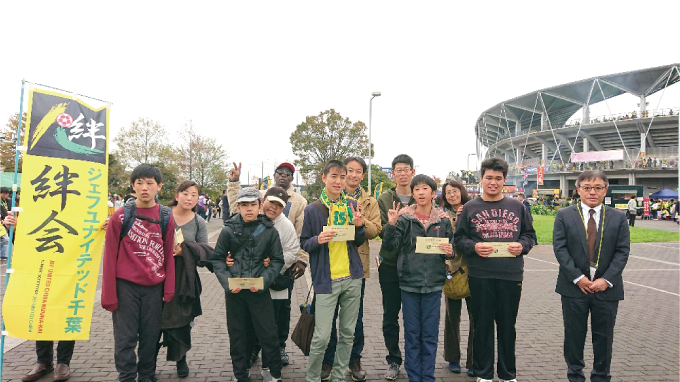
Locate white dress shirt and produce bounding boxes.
[574,202,612,288]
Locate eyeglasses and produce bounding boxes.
[445,189,461,196]
[393,167,412,174]
[579,186,606,192]
[275,169,293,177]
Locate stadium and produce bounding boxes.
[475,63,679,200]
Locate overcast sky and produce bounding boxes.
[1,1,678,184]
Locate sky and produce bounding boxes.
[1,1,678,185]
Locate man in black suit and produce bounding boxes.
[553,170,630,382]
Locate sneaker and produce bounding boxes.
[476,378,493,382]
[261,369,272,382]
[321,363,333,381]
[384,362,399,380]
[448,362,461,373]
[501,379,517,382]
[280,348,289,367]
[348,359,366,381]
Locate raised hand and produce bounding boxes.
[230,162,242,181]
[350,203,364,227]
[388,201,402,226]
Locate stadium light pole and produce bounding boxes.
[368,92,381,195]
[467,153,477,171]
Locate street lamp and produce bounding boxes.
[368,91,381,195]
[467,153,477,172]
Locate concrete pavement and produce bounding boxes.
[1,217,678,381]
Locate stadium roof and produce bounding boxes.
[476,63,680,149]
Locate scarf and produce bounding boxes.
[320,188,354,226]
[344,187,363,202]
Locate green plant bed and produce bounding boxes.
[531,215,680,244]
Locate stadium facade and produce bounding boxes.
[475,63,679,198]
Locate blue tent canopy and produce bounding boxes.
[649,189,678,199]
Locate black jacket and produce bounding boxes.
[553,205,629,300]
[382,205,453,293]
[211,214,284,292]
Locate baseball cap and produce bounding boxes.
[276,162,295,174]
[264,187,289,207]
[237,187,261,203]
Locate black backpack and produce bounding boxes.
[119,199,172,242]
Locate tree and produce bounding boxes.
[0,113,26,173]
[361,164,394,196]
[112,117,170,170]
[108,152,129,195]
[177,120,229,189]
[290,109,371,199]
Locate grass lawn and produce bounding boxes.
[532,215,680,244]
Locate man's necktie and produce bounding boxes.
[587,209,597,264]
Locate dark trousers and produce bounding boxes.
[36,340,75,365]
[378,264,402,365]
[251,284,293,366]
[401,290,441,382]
[444,297,474,368]
[323,278,366,365]
[561,294,619,382]
[112,279,164,382]
[468,277,522,381]
[628,212,636,226]
[226,291,281,381]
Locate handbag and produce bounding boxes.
[291,282,315,356]
[443,264,470,300]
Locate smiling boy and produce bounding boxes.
[301,160,366,382]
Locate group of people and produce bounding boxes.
[18,153,631,382]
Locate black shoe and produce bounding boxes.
[467,368,476,377]
[321,363,333,381]
[177,356,189,378]
[348,359,366,381]
[247,351,259,368]
[280,348,289,366]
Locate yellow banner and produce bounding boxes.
[2,87,108,340]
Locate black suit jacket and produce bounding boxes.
[553,204,630,301]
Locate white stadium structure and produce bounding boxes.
[475,63,679,198]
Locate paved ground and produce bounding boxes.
[633,218,680,232]
[1,217,679,381]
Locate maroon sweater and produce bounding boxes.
[101,204,175,312]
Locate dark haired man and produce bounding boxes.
[302,160,366,382]
[376,154,417,380]
[554,170,629,382]
[319,157,381,381]
[454,157,536,382]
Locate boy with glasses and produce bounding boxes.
[376,154,416,380]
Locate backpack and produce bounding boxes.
[119,199,172,242]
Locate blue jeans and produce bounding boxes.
[323,278,365,365]
[401,290,441,382]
